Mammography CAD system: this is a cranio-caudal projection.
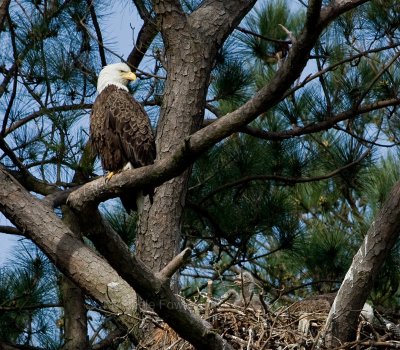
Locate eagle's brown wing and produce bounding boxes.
[90,85,156,172]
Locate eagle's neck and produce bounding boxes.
[97,82,128,94]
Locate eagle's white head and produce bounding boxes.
[97,62,137,94]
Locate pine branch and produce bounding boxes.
[0,303,60,311]
[4,103,92,136]
[0,225,21,235]
[127,19,159,70]
[236,26,291,45]
[355,49,400,108]
[0,342,44,350]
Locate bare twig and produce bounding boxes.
[158,248,192,280]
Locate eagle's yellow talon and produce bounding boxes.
[105,171,115,182]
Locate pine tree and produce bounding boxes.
[0,0,399,348]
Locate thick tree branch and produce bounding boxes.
[152,0,183,17]
[319,0,370,27]
[306,0,323,29]
[0,169,140,334]
[190,0,257,46]
[75,208,233,350]
[322,180,400,344]
[0,168,233,350]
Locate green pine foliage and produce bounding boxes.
[0,244,60,348]
[103,204,137,247]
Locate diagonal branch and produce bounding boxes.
[67,91,400,212]
[319,0,370,27]
[87,0,107,67]
[127,19,159,70]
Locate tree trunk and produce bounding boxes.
[136,0,257,276]
[60,277,88,350]
[60,207,89,350]
[323,181,400,345]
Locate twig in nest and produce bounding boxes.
[204,280,213,318]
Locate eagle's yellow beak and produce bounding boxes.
[121,71,137,81]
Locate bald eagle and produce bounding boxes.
[90,62,156,213]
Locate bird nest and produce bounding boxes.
[136,296,400,350]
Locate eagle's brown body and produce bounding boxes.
[91,85,155,170]
[90,84,156,212]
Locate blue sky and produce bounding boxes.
[0,1,142,266]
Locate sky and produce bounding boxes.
[0,1,142,266]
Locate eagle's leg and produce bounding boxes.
[105,162,133,182]
[105,171,116,182]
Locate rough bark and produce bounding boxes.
[322,181,400,345]
[60,277,88,350]
[0,1,378,348]
[71,207,234,349]
[0,168,139,335]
